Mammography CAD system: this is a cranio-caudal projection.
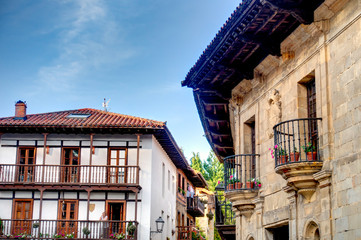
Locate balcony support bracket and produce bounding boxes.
[276,162,323,202]
[225,190,258,219]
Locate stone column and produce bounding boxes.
[283,186,298,240]
[252,196,264,240]
[314,170,332,240]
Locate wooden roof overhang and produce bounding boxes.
[182,0,324,161]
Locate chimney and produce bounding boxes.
[14,100,27,120]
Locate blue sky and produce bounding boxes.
[0,0,240,161]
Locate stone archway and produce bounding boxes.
[304,221,320,240]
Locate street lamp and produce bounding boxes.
[150,216,165,239]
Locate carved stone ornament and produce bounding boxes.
[267,89,282,138]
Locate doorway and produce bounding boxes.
[107,201,126,234]
[61,148,80,183]
[108,148,128,184]
[17,147,36,182]
[12,199,33,235]
[266,225,289,240]
[57,200,78,236]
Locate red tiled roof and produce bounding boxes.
[0,108,165,129]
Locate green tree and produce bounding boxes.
[190,152,206,177]
[202,151,224,191]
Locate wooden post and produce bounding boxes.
[38,188,44,237]
[41,133,48,184]
[136,134,141,185]
[88,134,94,184]
[86,190,91,239]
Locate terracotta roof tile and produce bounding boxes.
[0,108,165,129]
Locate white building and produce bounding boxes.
[0,101,204,240]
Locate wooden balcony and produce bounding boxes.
[186,196,204,217]
[0,164,140,191]
[0,219,137,239]
[177,225,205,240]
[273,118,323,201]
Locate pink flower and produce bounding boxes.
[230,175,233,179]
[217,180,220,184]
[275,145,278,149]
[258,184,262,187]
[268,148,271,150]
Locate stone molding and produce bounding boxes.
[225,189,259,219]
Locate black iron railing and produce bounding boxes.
[214,194,234,226]
[223,154,260,192]
[0,219,137,239]
[273,118,322,167]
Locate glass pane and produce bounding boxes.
[111,150,117,158]
[19,158,25,164]
[111,159,117,166]
[119,159,125,166]
[72,150,78,158]
[20,150,26,158]
[119,150,125,158]
[28,158,34,165]
[70,204,75,211]
[65,150,70,159]
[29,149,35,158]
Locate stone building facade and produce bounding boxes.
[182,0,361,239]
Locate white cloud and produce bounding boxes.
[37,0,136,92]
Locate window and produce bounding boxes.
[162,163,165,197]
[168,170,170,191]
[17,147,36,182]
[61,148,80,183]
[108,148,128,184]
[172,175,175,194]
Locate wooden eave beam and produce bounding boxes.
[260,0,315,24]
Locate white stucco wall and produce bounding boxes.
[0,133,180,240]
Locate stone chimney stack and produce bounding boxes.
[14,100,27,120]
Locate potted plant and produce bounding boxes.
[253,178,261,188]
[127,222,136,237]
[0,218,3,236]
[82,227,91,236]
[234,178,242,189]
[290,146,300,162]
[206,211,214,221]
[277,146,288,164]
[302,142,317,161]
[227,175,234,190]
[246,179,254,189]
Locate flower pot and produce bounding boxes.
[306,152,317,161]
[278,155,288,164]
[235,182,242,189]
[246,181,254,189]
[290,152,300,162]
[228,184,234,190]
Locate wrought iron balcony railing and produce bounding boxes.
[214,194,234,226]
[0,164,139,186]
[186,196,205,217]
[0,219,137,239]
[224,154,260,192]
[273,118,322,167]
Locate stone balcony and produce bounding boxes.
[273,118,323,201]
[223,154,260,218]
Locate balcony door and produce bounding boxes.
[17,147,36,183]
[306,79,318,149]
[12,199,33,235]
[61,148,80,183]
[107,201,126,234]
[108,148,127,184]
[58,200,78,236]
